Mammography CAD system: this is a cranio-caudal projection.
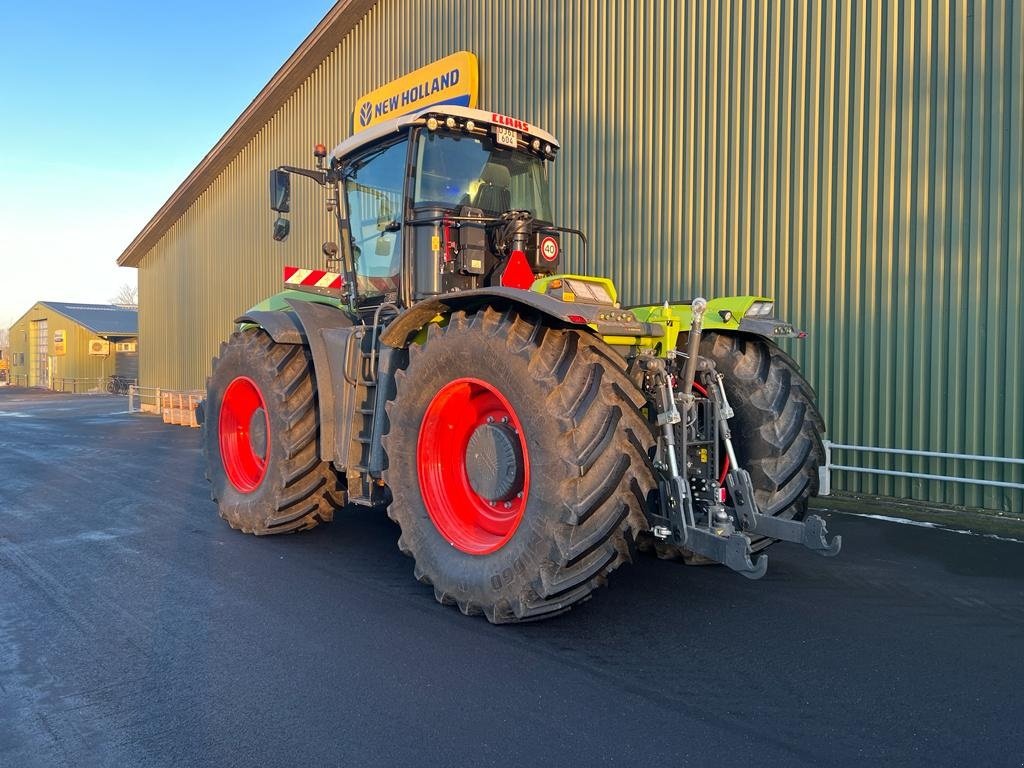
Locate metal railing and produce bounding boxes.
[0,375,138,394]
[52,377,105,394]
[128,385,203,428]
[819,441,1024,495]
[128,385,163,414]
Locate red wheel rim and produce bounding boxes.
[417,378,529,555]
[219,376,270,493]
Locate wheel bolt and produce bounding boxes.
[503,501,512,509]
[486,416,494,424]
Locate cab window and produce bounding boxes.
[345,139,407,299]
[413,131,553,220]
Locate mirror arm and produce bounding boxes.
[276,165,327,185]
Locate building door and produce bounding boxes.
[29,319,48,387]
[115,340,139,382]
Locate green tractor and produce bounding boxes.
[201,104,839,623]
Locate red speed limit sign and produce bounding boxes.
[540,236,560,262]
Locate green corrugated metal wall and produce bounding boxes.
[137,0,1023,512]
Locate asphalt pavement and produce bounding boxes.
[1,389,1022,767]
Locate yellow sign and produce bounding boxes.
[54,329,66,356]
[353,51,478,134]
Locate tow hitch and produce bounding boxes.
[642,298,841,579]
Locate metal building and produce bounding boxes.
[117,0,1022,513]
[7,302,138,390]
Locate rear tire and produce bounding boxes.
[382,307,655,623]
[203,327,343,534]
[643,331,825,561]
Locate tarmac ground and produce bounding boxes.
[1,389,1022,766]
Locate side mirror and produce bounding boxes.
[272,216,290,242]
[269,169,291,212]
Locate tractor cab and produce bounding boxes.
[271,106,577,315]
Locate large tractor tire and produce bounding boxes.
[203,327,343,534]
[644,331,825,561]
[382,307,655,623]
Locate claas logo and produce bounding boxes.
[492,113,530,132]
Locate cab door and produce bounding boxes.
[343,138,409,309]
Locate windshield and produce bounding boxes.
[414,131,553,220]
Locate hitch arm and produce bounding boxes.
[726,469,841,556]
[720,462,839,561]
[683,527,768,579]
[704,370,841,557]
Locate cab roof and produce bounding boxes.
[330,105,560,161]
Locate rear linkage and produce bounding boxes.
[635,298,841,579]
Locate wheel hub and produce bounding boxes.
[465,422,523,502]
[248,408,268,459]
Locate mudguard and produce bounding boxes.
[378,286,652,348]
[238,294,357,470]
[235,310,306,345]
[283,300,357,471]
[630,296,805,344]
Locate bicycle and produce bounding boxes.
[104,375,132,396]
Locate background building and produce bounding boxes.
[117,0,1022,513]
[7,302,138,389]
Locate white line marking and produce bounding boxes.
[845,512,1024,544]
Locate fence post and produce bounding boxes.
[819,440,832,496]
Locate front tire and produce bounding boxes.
[382,308,655,623]
[203,327,343,534]
[703,332,825,528]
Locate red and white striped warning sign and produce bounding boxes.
[283,266,344,290]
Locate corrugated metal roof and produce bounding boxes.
[39,302,138,335]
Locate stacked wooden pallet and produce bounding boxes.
[161,391,204,428]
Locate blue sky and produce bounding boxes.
[0,0,335,327]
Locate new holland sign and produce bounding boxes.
[353,51,479,133]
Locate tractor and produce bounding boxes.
[201,103,840,623]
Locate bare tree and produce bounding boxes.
[111,283,138,308]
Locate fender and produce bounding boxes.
[282,299,357,472]
[630,296,805,342]
[235,310,306,345]
[378,286,648,348]
[237,289,346,343]
[238,293,357,471]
